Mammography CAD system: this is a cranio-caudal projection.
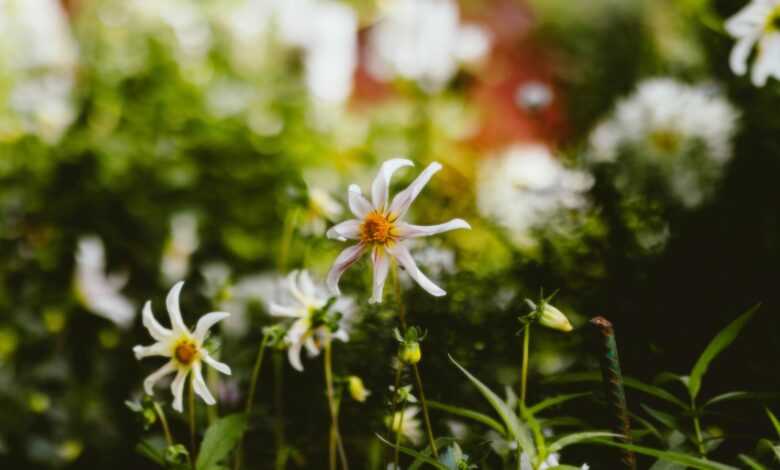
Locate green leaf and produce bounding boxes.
[426,400,506,435]
[408,438,457,470]
[448,355,535,458]
[738,454,768,470]
[547,431,619,453]
[702,391,776,409]
[375,434,449,470]
[546,372,687,409]
[526,392,592,415]
[640,404,682,433]
[195,414,248,470]
[766,408,780,439]
[688,304,759,400]
[547,466,584,470]
[136,439,165,466]
[593,439,739,470]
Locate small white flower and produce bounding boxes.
[477,145,593,248]
[301,186,344,236]
[366,0,490,93]
[269,270,355,371]
[386,406,423,446]
[74,237,136,329]
[726,0,780,87]
[161,212,199,284]
[588,78,739,207]
[133,281,231,412]
[326,159,470,303]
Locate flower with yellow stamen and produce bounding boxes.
[326,158,470,303]
[133,281,231,412]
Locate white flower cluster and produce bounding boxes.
[589,78,739,207]
[0,0,79,143]
[477,145,594,248]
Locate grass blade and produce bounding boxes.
[426,400,506,435]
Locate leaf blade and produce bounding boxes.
[195,414,248,470]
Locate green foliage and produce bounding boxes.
[196,414,247,470]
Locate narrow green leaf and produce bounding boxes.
[702,391,775,409]
[546,372,687,409]
[375,434,449,470]
[196,414,248,470]
[688,304,759,400]
[640,404,682,432]
[593,439,740,470]
[427,400,506,435]
[738,454,768,470]
[448,355,535,458]
[527,392,592,415]
[547,431,619,453]
[136,439,165,465]
[408,437,457,470]
[766,408,780,439]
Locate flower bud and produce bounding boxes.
[348,375,370,403]
[538,303,573,332]
[399,341,421,364]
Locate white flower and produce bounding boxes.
[588,78,739,207]
[477,145,593,248]
[133,281,231,412]
[386,406,423,446]
[366,0,490,93]
[301,182,344,236]
[269,270,355,371]
[726,0,780,87]
[74,237,136,329]
[0,0,78,143]
[326,159,470,303]
[161,212,199,284]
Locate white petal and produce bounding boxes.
[193,312,230,343]
[304,337,320,356]
[326,219,361,241]
[326,243,367,295]
[388,244,446,297]
[725,2,772,37]
[369,246,390,304]
[388,162,442,219]
[166,281,189,334]
[143,360,177,395]
[730,35,757,76]
[133,343,169,360]
[396,218,470,239]
[286,271,307,304]
[371,158,414,210]
[191,362,216,405]
[332,329,349,343]
[298,270,316,298]
[142,301,172,341]
[752,33,780,86]
[171,368,189,413]
[348,184,373,218]
[202,351,232,375]
[269,303,303,318]
[287,339,305,372]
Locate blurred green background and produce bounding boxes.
[1,0,779,468]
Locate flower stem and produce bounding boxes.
[393,405,405,470]
[390,366,403,469]
[278,208,300,272]
[273,352,288,470]
[234,335,271,470]
[391,262,437,458]
[153,402,174,448]
[189,377,197,469]
[412,363,438,458]
[324,342,349,470]
[692,402,707,458]
[520,324,531,411]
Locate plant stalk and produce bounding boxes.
[520,324,531,411]
[188,377,196,470]
[153,402,174,448]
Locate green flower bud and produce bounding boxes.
[538,303,573,332]
[400,341,421,365]
[347,375,370,403]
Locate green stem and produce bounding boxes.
[273,351,288,470]
[153,402,174,448]
[412,363,438,459]
[234,335,271,470]
[520,324,531,411]
[278,208,300,272]
[390,366,403,469]
[189,378,196,470]
[392,406,405,470]
[692,402,707,458]
[324,342,349,470]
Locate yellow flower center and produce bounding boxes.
[766,7,780,32]
[174,340,198,366]
[649,129,681,154]
[360,211,397,245]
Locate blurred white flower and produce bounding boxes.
[161,212,199,284]
[130,0,212,62]
[366,0,491,93]
[386,406,423,446]
[269,270,355,371]
[74,237,136,329]
[726,0,780,87]
[326,159,470,303]
[133,281,231,412]
[0,0,78,143]
[300,177,344,236]
[515,81,554,112]
[588,78,739,207]
[477,145,593,248]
